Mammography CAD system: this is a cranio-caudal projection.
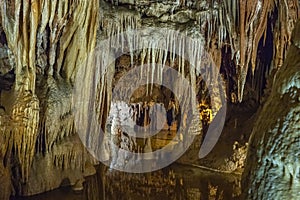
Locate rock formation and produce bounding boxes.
[0,0,299,199]
[242,19,300,199]
[0,0,99,198]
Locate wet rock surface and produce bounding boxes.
[178,103,255,173]
[0,0,299,199]
[242,20,300,199]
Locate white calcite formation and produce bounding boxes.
[101,0,299,102]
[0,0,299,198]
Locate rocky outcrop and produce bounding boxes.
[242,20,300,199]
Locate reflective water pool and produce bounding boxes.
[15,163,241,200]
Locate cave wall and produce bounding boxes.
[242,20,300,199]
[0,0,99,197]
[0,0,299,198]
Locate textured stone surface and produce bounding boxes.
[242,20,300,199]
[0,0,99,197]
[0,128,11,200]
[20,135,96,196]
[0,0,299,198]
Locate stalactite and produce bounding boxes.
[113,26,204,105]
[219,0,299,101]
[40,79,74,152]
[0,0,43,182]
[11,92,39,182]
[175,0,299,102]
[273,0,299,70]
[0,0,98,194]
[99,2,141,39]
[0,0,35,92]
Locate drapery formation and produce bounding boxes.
[208,0,299,101]
[0,0,99,194]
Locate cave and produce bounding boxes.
[0,0,299,199]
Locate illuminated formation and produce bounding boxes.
[0,0,299,199]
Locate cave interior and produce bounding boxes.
[0,0,299,199]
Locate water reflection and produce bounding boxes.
[85,164,241,200]
[16,164,241,200]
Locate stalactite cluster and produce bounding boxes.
[273,0,299,69]
[0,0,298,198]
[237,0,299,101]
[11,91,39,182]
[221,0,299,101]
[189,0,299,101]
[97,3,225,118]
[0,0,99,196]
[101,0,299,102]
[37,78,74,153]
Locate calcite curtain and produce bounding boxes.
[0,0,98,185]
